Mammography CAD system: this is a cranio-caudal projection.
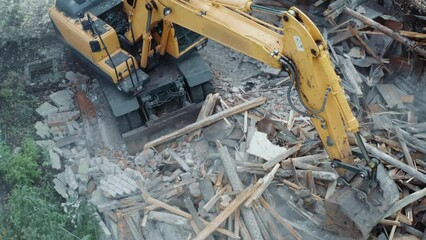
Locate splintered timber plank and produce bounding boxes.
[139,187,239,239]
[143,97,266,150]
[194,182,262,240]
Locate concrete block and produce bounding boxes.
[97,200,120,213]
[124,168,145,183]
[94,212,112,240]
[247,130,287,161]
[55,134,79,148]
[47,111,80,127]
[34,121,50,139]
[77,157,89,183]
[49,89,74,109]
[65,166,79,190]
[36,101,58,117]
[56,172,66,185]
[49,149,61,170]
[90,187,107,206]
[188,182,201,198]
[100,183,118,198]
[148,211,188,226]
[36,140,56,151]
[260,65,281,76]
[53,178,68,199]
[134,149,154,166]
[66,122,76,135]
[61,148,75,160]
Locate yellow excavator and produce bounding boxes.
[49,0,398,238]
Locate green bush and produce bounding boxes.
[4,186,99,240]
[0,139,43,186]
[0,70,38,145]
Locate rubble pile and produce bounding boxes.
[28,1,426,239]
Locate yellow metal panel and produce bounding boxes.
[280,8,358,165]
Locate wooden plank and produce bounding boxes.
[262,143,302,170]
[400,30,426,40]
[395,127,416,169]
[203,186,227,213]
[344,7,426,57]
[168,149,191,172]
[140,187,239,239]
[194,182,262,240]
[244,163,280,207]
[188,93,220,141]
[376,84,405,109]
[259,197,302,240]
[143,97,266,150]
[385,188,426,218]
[337,55,364,96]
[365,143,426,183]
[183,197,215,240]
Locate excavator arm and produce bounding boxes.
[145,0,359,166]
[142,2,398,238]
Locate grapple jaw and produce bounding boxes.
[324,164,399,239]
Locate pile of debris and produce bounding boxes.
[31,1,426,239]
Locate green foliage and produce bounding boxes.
[0,139,43,186]
[0,71,38,145]
[8,186,66,240]
[4,186,99,240]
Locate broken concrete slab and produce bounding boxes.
[94,212,113,240]
[36,101,58,117]
[260,65,281,76]
[134,149,155,166]
[65,165,79,190]
[56,172,66,185]
[247,130,287,161]
[124,168,145,183]
[77,157,90,183]
[49,89,74,109]
[66,122,76,135]
[55,134,80,148]
[148,211,189,226]
[100,174,139,199]
[53,178,68,199]
[36,140,56,151]
[90,187,107,207]
[65,71,89,83]
[189,182,201,198]
[49,149,61,170]
[47,111,80,127]
[34,121,50,139]
[97,200,120,213]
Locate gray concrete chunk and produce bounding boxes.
[49,149,61,170]
[34,121,50,139]
[65,166,79,190]
[77,157,89,183]
[55,134,79,148]
[49,90,74,109]
[53,178,68,199]
[36,101,58,117]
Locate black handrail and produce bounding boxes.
[124,58,135,87]
[87,14,120,82]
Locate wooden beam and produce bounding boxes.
[144,97,266,150]
[364,143,426,183]
[259,197,301,240]
[262,143,302,170]
[344,7,426,57]
[194,182,262,240]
